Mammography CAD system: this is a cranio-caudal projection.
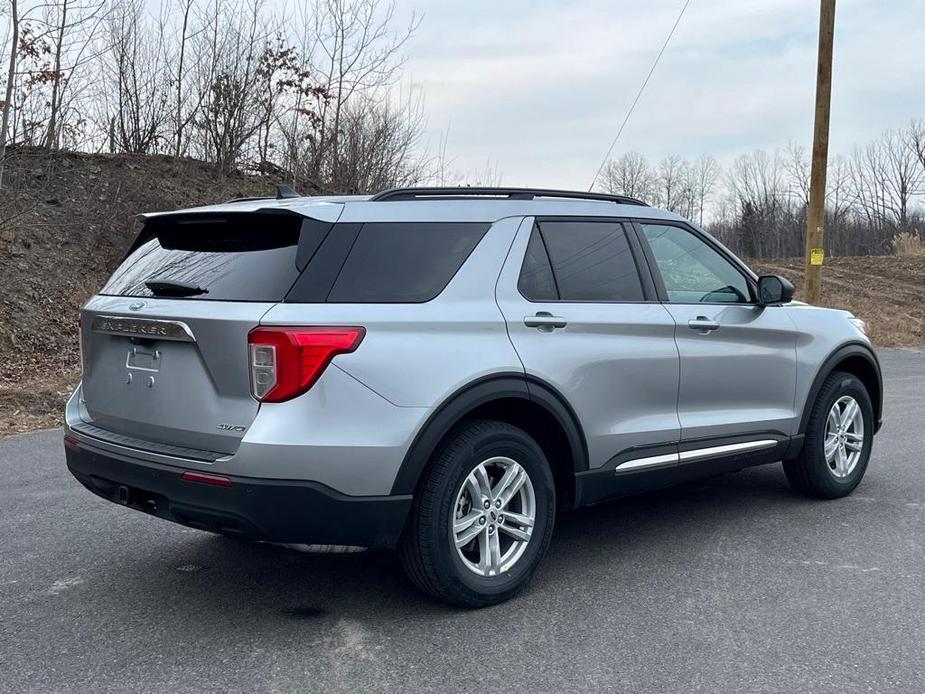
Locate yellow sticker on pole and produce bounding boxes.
[810,248,825,266]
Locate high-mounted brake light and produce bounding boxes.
[247,326,365,402]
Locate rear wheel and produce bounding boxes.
[399,420,556,607]
[783,371,873,499]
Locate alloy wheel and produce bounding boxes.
[824,395,865,478]
[452,456,536,577]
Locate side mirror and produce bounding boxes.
[757,274,794,306]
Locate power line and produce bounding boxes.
[588,0,693,192]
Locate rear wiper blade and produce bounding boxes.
[145,279,209,297]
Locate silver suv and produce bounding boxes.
[64,187,882,607]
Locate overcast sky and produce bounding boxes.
[392,0,925,189]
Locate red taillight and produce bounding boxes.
[247,326,365,402]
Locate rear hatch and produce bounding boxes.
[78,210,321,455]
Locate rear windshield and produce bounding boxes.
[101,214,302,302]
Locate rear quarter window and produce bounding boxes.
[326,222,489,303]
[101,213,303,302]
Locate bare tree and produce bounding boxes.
[783,142,810,207]
[725,149,791,257]
[598,151,655,201]
[656,154,688,213]
[303,0,419,190]
[191,0,269,171]
[0,0,19,190]
[689,153,720,225]
[39,0,108,149]
[106,0,172,154]
[172,0,195,157]
[850,128,924,242]
[882,128,924,233]
[296,84,428,193]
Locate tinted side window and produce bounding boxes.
[518,226,558,301]
[100,214,301,302]
[327,222,488,303]
[641,224,751,304]
[538,221,644,302]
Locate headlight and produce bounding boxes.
[848,317,867,336]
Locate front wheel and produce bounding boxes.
[399,420,556,607]
[783,371,874,499]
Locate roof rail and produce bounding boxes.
[369,187,648,206]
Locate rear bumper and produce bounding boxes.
[64,435,412,548]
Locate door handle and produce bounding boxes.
[524,312,567,331]
[688,316,720,334]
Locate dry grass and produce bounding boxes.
[893,232,925,256]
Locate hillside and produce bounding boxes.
[0,150,923,435]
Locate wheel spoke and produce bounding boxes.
[498,523,531,542]
[828,407,842,430]
[844,438,863,453]
[491,464,520,502]
[842,399,859,428]
[488,528,502,573]
[464,473,482,503]
[455,519,483,548]
[501,510,534,528]
[824,434,839,461]
[473,464,492,498]
[498,468,527,507]
[476,527,490,571]
[454,509,481,534]
[836,444,848,475]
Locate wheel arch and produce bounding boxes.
[390,373,588,509]
[799,342,883,435]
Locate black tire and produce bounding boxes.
[399,420,556,608]
[783,371,874,499]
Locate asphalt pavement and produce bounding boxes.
[1,349,923,693]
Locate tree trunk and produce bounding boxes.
[44,0,70,149]
[0,0,19,191]
[174,0,191,157]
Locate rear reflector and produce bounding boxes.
[180,471,233,487]
[63,436,80,451]
[247,326,365,403]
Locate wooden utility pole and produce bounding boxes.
[803,0,836,304]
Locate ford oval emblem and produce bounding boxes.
[129,301,146,312]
